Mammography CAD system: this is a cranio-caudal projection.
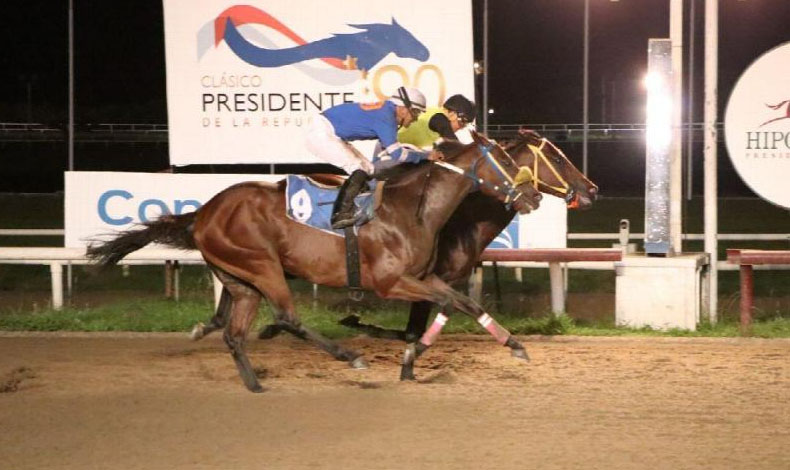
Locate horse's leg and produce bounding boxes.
[190,286,231,340]
[270,314,368,369]
[339,300,433,343]
[405,300,433,341]
[250,265,368,369]
[214,271,265,393]
[380,274,528,380]
[435,282,529,361]
[188,284,287,342]
[257,323,286,340]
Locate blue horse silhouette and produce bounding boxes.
[221,17,430,71]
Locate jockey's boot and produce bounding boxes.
[331,169,370,229]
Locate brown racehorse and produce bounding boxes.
[87,132,542,392]
[341,129,598,341]
[193,129,598,366]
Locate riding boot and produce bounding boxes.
[331,169,370,229]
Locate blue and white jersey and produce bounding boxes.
[322,101,428,168]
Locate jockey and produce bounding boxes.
[305,86,432,229]
[397,94,477,148]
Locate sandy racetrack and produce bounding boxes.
[0,332,787,470]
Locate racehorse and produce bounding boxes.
[87,132,542,392]
[340,129,598,342]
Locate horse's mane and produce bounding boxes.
[434,140,471,157]
[503,129,542,153]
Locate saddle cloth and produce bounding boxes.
[285,175,376,236]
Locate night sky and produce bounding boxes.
[3,0,790,124]
[1,1,789,195]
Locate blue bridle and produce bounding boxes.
[433,144,529,210]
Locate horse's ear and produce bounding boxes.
[470,130,488,146]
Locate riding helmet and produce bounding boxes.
[389,87,427,112]
[443,94,477,122]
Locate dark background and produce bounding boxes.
[1,0,789,195]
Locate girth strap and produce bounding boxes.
[344,226,364,301]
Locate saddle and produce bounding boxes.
[285,174,384,236]
[285,173,386,299]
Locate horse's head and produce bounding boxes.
[502,129,599,209]
[352,18,429,62]
[436,132,542,214]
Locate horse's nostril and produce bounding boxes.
[535,193,543,202]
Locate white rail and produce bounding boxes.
[0,229,65,236]
[0,247,217,310]
[568,233,789,241]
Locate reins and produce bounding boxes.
[432,144,529,210]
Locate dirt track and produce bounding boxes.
[0,332,787,470]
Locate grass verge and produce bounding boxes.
[1,298,788,339]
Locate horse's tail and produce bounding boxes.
[86,212,197,268]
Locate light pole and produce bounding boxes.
[703,0,718,321]
[583,0,620,176]
[482,0,489,136]
[583,0,590,175]
[68,0,74,172]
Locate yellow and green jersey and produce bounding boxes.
[397,107,447,149]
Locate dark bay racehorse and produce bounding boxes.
[87,132,541,392]
[342,129,598,342]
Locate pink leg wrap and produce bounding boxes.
[477,313,510,345]
[418,313,449,347]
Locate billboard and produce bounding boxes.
[65,172,565,250]
[64,172,281,247]
[725,41,790,209]
[163,0,474,165]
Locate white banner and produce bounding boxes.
[64,172,281,247]
[163,0,474,165]
[64,171,566,250]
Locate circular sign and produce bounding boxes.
[724,41,790,208]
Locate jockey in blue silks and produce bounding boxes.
[305,86,430,229]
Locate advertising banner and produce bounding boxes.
[65,172,566,250]
[64,172,281,247]
[725,41,790,209]
[163,0,474,165]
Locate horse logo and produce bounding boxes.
[197,5,430,80]
[759,99,790,127]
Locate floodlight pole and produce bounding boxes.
[68,0,74,171]
[582,0,589,175]
[482,0,489,135]
[669,0,683,254]
[703,0,718,322]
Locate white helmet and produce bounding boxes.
[389,86,426,112]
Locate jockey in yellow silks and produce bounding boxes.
[398,94,477,148]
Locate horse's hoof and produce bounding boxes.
[350,356,369,369]
[400,370,416,381]
[189,323,205,341]
[511,348,530,361]
[248,383,266,393]
[339,315,361,327]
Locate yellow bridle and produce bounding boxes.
[526,138,571,196]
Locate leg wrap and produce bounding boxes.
[418,312,449,347]
[477,313,511,345]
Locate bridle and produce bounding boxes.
[521,138,578,207]
[433,143,534,210]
